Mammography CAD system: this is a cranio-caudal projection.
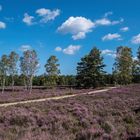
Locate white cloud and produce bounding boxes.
[72,32,86,40]
[102,49,116,58]
[36,8,60,23]
[55,45,81,55]
[95,18,111,26]
[55,46,62,52]
[36,8,50,16]
[95,11,123,26]
[131,34,140,44]
[102,33,121,41]
[95,18,123,26]
[120,27,129,32]
[0,5,2,11]
[58,16,95,40]
[112,18,124,25]
[0,21,6,29]
[104,11,113,17]
[19,45,32,52]
[23,13,34,25]
[63,45,81,55]
[57,13,124,40]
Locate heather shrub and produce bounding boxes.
[9,115,30,126]
[123,115,134,124]
[0,84,140,139]
[75,128,103,140]
[100,121,113,134]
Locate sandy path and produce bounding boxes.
[0,87,115,107]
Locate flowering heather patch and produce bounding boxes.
[0,88,93,104]
[0,84,139,139]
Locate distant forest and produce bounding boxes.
[0,46,140,93]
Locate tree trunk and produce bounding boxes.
[29,75,33,94]
[2,78,5,94]
[12,75,14,92]
[24,78,27,91]
[70,86,73,93]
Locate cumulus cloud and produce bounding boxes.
[102,49,116,58]
[131,34,140,44]
[95,18,112,26]
[95,11,123,26]
[55,45,81,55]
[57,12,124,40]
[55,46,62,52]
[23,13,34,25]
[19,45,32,52]
[72,32,86,40]
[23,8,60,25]
[36,8,60,23]
[112,18,124,24]
[104,11,113,17]
[57,16,95,40]
[95,18,123,26]
[120,27,129,32]
[63,45,81,55]
[102,33,122,41]
[0,21,6,29]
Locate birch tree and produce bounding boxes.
[8,51,19,91]
[44,55,60,87]
[20,50,39,93]
[0,55,9,93]
[113,46,133,85]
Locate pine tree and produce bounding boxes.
[76,47,106,88]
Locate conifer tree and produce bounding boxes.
[76,47,106,88]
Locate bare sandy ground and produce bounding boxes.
[0,87,116,107]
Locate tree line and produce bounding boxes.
[0,46,140,93]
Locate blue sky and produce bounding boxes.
[0,0,140,75]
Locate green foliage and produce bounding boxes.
[33,74,47,86]
[8,51,19,75]
[0,54,9,93]
[123,115,134,124]
[0,46,140,89]
[20,50,39,93]
[8,51,19,90]
[44,55,60,87]
[113,46,133,85]
[45,55,60,76]
[20,50,39,77]
[58,75,76,86]
[101,121,112,134]
[76,47,106,88]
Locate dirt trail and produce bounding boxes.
[0,87,116,107]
